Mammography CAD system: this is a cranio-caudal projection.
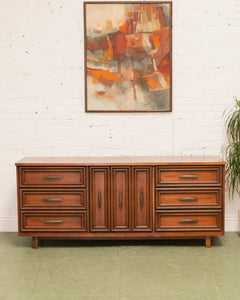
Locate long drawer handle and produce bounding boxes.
[140,190,144,210]
[44,220,63,224]
[43,175,62,180]
[179,175,198,179]
[98,191,101,209]
[119,190,123,210]
[44,198,63,202]
[179,197,199,201]
[179,219,198,224]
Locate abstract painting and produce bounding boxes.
[84,2,172,112]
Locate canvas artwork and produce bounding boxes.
[84,2,172,112]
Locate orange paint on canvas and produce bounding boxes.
[96,91,114,99]
[159,60,170,85]
[152,33,160,48]
[88,68,122,84]
[119,21,127,32]
[85,2,171,111]
[143,63,170,89]
[107,35,113,58]
[112,32,127,57]
[146,76,159,89]
[96,91,105,95]
[157,28,170,42]
[98,75,113,87]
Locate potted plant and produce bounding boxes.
[223,97,240,198]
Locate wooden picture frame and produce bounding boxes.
[84,1,172,112]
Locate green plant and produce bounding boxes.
[223,97,240,197]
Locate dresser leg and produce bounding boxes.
[32,237,39,249]
[205,237,211,248]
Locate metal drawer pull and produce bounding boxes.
[179,197,199,201]
[43,175,62,180]
[98,191,101,209]
[44,220,63,224]
[140,190,144,210]
[179,219,198,224]
[179,175,198,179]
[44,198,63,202]
[119,190,123,209]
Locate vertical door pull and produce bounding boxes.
[140,190,144,210]
[119,190,123,210]
[98,191,101,209]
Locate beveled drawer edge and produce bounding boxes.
[155,188,222,209]
[155,165,223,186]
[21,211,87,232]
[20,188,87,210]
[19,167,87,187]
[155,210,222,232]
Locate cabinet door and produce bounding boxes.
[111,168,130,231]
[132,167,152,231]
[90,167,110,232]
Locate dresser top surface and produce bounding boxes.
[16,156,225,166]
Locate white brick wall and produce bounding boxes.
[0,0,240,231]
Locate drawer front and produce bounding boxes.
[21,212,87,231]
[20,168,86,187]
[155,188,222,209]
[156,167,221,186]
[155,211,221,231]
[21,189,86,209]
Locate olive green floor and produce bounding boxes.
[0,233,240,300]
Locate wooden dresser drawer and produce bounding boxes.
[155,166,221,186]
[155,188,222,209]
[20,189,86,209]
[20,168,86,187]
[155,211,221,231]
[21,212,87,231]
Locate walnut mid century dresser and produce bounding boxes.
[16,156,225,248]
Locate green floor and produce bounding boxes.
[0,233,240,300]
